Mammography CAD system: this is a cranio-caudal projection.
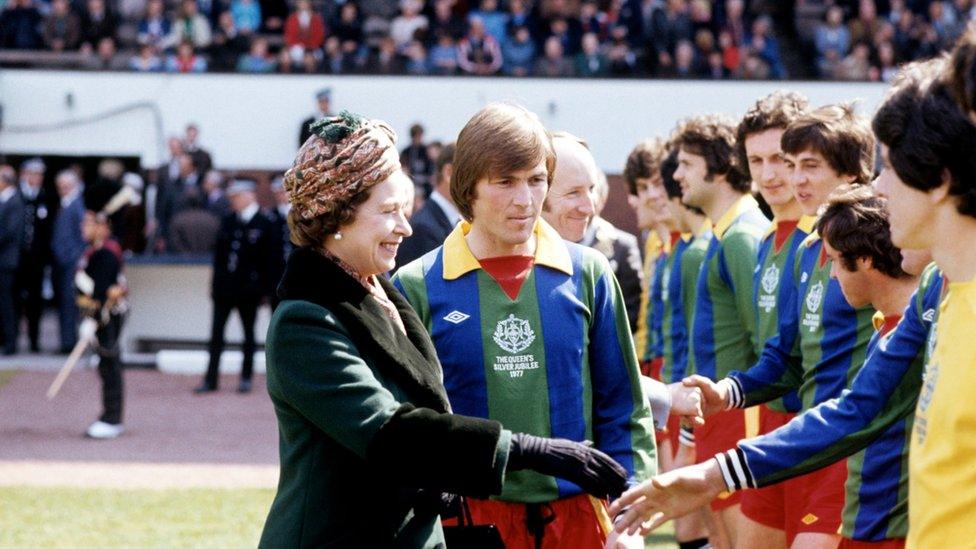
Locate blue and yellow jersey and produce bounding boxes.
[716,265,944,541]
[636,232,667,362]
[690,195,769,381]
[393,220,656,503]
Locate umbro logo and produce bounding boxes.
[922,309,935,322]
[443,311,470,324]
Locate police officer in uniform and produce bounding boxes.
[195,180,278,394]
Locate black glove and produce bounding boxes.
[506,433,629,499]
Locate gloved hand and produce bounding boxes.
[507,433,629,499]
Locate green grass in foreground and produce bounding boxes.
[0,487,677,548]
[0,369,17,389]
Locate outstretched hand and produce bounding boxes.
[667,383,704,426]
[608,460,726,536]
[681,375,728,418]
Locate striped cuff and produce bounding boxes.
[713,448,756,493]
[678,426,695,447]
[720,377,745,409]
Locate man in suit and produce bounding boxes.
[581,172,643,333]
[0,165,24,355]
[51,170,86,353]
[195,180,278,394]
[542,133,644,331]
[394,143,457,271]
[16,157,54,353]
[298,88,332,148]
[183,123,213,175]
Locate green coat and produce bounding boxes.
[260,248,511,548]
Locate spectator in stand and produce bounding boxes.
[705,49,726,78]
[471,0,508,42]
[360,0,399,43]
[502,24,536,75]
[0,0,42,49]
[575,31,608,76]
[688,0,714,37]
[210,11,250,70]
[400,123,433,197]
[230,0,261,34]
[323,35,350,73]
[428,33,458,74]
[545,17,582,56]
[259,0,287,32]
[740,50,770,79]
[535,35,574,76]
[721,0,746,48]
[606,24,636,75]
[184,123,213,174]
[284,0,326,62]
[166,0,213,49]
[331,2,363,50]
[426,0,463,45]
[389,0,427,50]
[167,187,220,254]
[79,0,117,52]
[506,0,537,40]
[51,170,85,353]
[43,0,80,52]
[457,15,503,75]
[129,43,163,71]
[929,0,958,47]
[849,0,882,45]
[745,15,784,79]
[835,41,871,80]
[201,170,230,218]
[237,36,276,72]
[369,35,405,73]
[718,28,739,73]
[872,40,899,81]
[649,0,693,74]
[137,0,170,49]
[666,38,697,77]
[404,39,429,74]
[85,36,128,70]
[578,1,605,40]
[815,5,850,76]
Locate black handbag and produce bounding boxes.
[442,497,505,548]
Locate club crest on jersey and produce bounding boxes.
[806,281,824,313]
[493,314,536,354]
[761,264,780,295]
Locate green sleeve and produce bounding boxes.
[681,245,707,375]
[722,229,763,354]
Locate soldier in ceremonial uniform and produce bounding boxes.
[77,181,133,439]
[195,180,278,394]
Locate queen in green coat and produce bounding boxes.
[259,112,629,548]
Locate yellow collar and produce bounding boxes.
[441,219,573,280]
[763,214,818,238]
[713,195,760,239]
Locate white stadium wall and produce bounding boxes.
[0,70,888,173]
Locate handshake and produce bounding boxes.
[507,379,707,501]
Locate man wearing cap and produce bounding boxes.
[195,179,279,394]
[299,88,332,147]
[16,158,54,353]
[0,165,24,355]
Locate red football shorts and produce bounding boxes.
[462,494,610,549]
[741,405,795,530]
[695,407,746,510]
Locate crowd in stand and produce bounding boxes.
[0,0,786,78]
[810,0,975,81]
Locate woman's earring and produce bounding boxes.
[334,231,343,240]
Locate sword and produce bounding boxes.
[46,318,97,400]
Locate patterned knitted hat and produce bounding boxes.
[285,111,401,221]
